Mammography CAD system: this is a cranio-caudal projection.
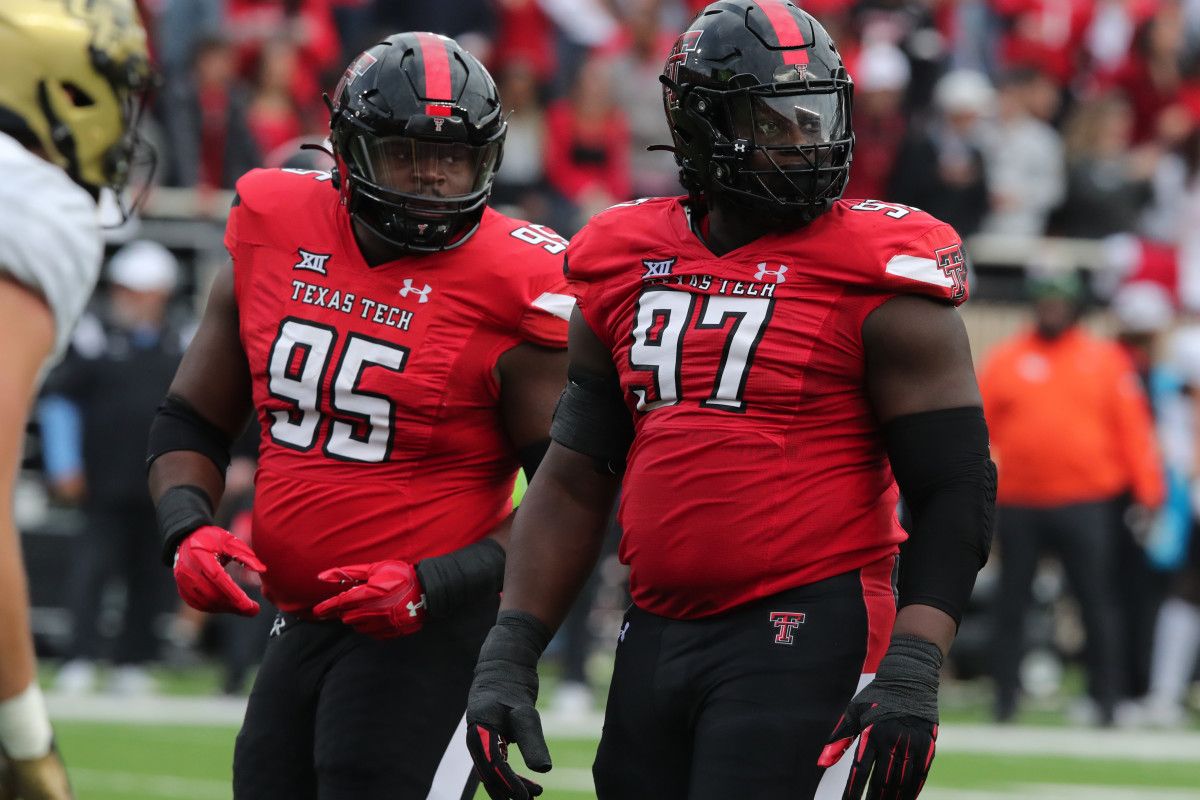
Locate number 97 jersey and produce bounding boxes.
[225,168,571,613]
[565,196,968,620]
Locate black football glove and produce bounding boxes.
[817,635,942,800]
[465,611,553,800]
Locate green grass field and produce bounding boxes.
[51,715,1200,800]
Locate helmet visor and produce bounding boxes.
[733,92,847,148]
[350,135,500,199]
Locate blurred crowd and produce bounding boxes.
[136,0,1200,289]
[19,0,1200,726]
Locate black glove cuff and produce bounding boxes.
[155,485,214,566]
[416,537,506,618]
[865,635,943,725]
[477,610,553,667]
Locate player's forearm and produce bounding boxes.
[147,450,225,507]
[891,604,956,658]
[500,444,619,632]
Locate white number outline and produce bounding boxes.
[628,290,774,413]
[266,319,409,462]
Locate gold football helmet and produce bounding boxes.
[0,0,153,193]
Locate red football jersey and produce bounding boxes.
[566,196,967,619]
[225,168,571,613]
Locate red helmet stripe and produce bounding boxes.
[757,1,809,66]
[417,32,453,116]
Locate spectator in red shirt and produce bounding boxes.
[544,54,631,232]
[844,40,910,202]
[162,36,260,189]
[493,0,557,86]
[992,0,1093,87]
[246,40,305,166]
[225,0,340,112]
[1102,4,1193,145]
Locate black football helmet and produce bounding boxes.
[661,0,854,225]
[329,32,505,252]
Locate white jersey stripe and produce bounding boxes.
[884,253,953,289]
[532,291,576,321]
[425,713,475,800]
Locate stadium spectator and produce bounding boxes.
[842,40,910,203]
[161,36,260,190]
[980,66,1065,237]
[991,0,1093,88]
[544,54,631,231]
[981,270,1165,725]
[225,0,342,112]
[1141,324,1200,727]
[246,40,306,165]
[889,69,993,236]
[1110,282,1179,713]
[45,242,190,696]
[607,0,679,198]
[1050,92,1157,239]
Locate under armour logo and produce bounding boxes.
[754,262,788,283]
[733,140,748,154]
[618,621,630,642]
[294,249,331,275]
[769,611,806,645]
[432,117,445,132]
[269,615,286,638]
[406,596,426,618]
[642,257,676,279]
[399,278,432,303]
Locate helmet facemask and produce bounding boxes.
[338,118,502,252]
[672,73,854,227]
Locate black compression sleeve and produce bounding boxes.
[416,538,506,618]
[155,485,215,566]
[549,366,634,474]
[146,394,233,474]
[884,406,997,625]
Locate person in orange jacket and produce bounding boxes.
[981,270,1165,725]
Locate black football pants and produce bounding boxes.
[232,594,497,800]
[592,560,897,800]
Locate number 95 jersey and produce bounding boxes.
[226,168,571,613]
[566,197,968,620]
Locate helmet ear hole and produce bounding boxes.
[62,82,95,107]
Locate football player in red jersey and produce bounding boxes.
[465,2,996,800]
[146,33,573,799]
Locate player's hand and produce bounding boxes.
[313,561,426,638]
[0,742,73,800]
[466,611,553,800]
[817,636,942,800]
[173,525,266,616]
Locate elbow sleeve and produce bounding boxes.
[885,406,997,625]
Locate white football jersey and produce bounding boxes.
[0,131,101,360]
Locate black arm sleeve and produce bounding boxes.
[885,406,997,625]
[549,366,634,474]
[146,394,234,474]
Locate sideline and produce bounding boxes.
[49,694,1200,763]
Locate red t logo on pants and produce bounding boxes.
[769,611,807,645]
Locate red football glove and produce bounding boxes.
[313,560,427,638]
[173,525,266,616]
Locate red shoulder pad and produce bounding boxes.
[477,211,572,348]
[837,200,969,305]
[225,168,337,254]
